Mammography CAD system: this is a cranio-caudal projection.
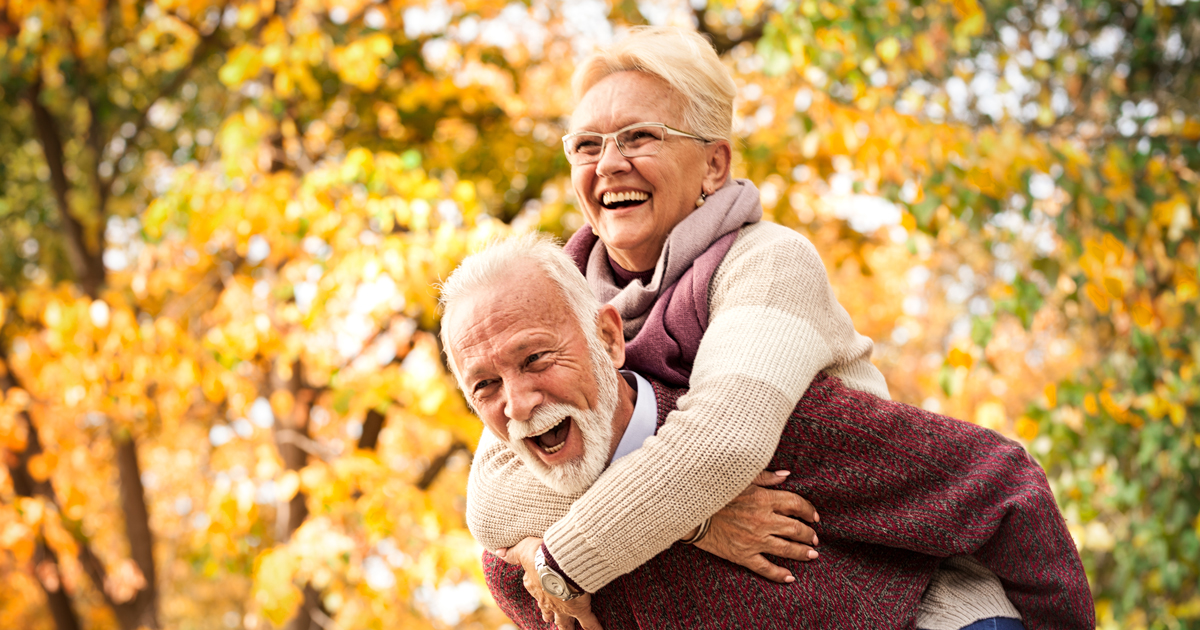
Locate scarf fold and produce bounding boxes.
[564,179,763,386]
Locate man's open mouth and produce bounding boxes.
[526,417,572,455]
[601,190,649,209]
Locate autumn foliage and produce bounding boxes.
[1,0,1198,628]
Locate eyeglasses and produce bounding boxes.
[561,122,710,165]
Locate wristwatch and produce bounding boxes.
[535,546,584,601]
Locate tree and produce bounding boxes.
[2,0,1197,628]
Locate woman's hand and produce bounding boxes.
[693,470,820,583]
[496,537,604,630]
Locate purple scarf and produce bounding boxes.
[564,179,763,387]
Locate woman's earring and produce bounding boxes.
[695,191,708,208]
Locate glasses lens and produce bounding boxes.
[565,134,605,163]
[617,125,666,157]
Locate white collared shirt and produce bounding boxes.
[610,371,658,464]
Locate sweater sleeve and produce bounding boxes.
[465,427,578,551]
[536,222,888,591]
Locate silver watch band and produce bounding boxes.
[535,546,583,601]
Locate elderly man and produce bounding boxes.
[439,235,1093,630]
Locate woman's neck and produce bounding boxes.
[607,247,657,273]
[608,254,656,287]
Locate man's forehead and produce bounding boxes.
[448,267,572,360]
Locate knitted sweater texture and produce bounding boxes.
[483,376,1095,629]
[467,222,887,585]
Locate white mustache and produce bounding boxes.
[508,403,585,440]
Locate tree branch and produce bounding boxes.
[693,8,768,55]
[101,26,225,192]
[27,80,105,298]
[416,441,468,491]
[0,350,82,630]
[275,428,336,462]
[357,409,386,451]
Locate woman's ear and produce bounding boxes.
[596,304,626,369]
[703,140,732,191]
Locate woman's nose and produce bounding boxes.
[503,379,543,423]
[595,137,631,177]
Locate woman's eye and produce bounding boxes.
[573,138,601,152]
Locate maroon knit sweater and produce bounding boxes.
[483,373,1094,629]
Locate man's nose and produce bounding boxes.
[595,137,631,177]
[503,379,543,423]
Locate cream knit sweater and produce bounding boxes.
[466,222,1019,625]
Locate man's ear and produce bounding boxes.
[596,304,626,369]
[702,140,732,192]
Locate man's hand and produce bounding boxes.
[694,470,820,583]
[496,537,604,630]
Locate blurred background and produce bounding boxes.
[0,0,1197,628]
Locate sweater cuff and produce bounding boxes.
[540,543,584,593]
[544,518,620,593]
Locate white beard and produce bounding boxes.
[505,336,621,495]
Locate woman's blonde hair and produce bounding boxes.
[572,26,736,142]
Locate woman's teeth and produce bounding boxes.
[602,191,649,207]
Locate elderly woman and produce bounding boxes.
[465,27,1082,630]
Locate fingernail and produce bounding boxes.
[785,575,795,583]
[808,549,819,559]
[812,535,819,546]
[775,470,791,477]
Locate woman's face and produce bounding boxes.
[569,71,730,272]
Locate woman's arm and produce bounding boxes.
[522,222,884,592]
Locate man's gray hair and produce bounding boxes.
[438,233,603,388]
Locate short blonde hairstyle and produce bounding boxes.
[572,26,736,142]
[438,233,602,391]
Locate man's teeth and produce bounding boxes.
[602,191,648,206]
[543,441,565,454]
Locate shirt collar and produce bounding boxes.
[610,370,657,464]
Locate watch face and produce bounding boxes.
[542,574,568,598]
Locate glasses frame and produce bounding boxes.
[561,122,710,165]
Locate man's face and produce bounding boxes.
[447,263,620,494]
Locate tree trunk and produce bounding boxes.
[113,434,159,630]
[27,81,105,298]
[36,544,83,630]
[1,357,84,630]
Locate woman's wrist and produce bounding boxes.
[680,517,713,544]
[540,543,584,593]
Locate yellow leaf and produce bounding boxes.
[946,348,974,369]
[277,470,300,502]
[270,389,295,421]
[1044,383,1057,408]
[218,45,264,88]
[1014,416,1039,442]
[876,37,900,64]
[27,453,55,482]
[18,497,44,526]
[1084,283,1110,314]
[253,548,303,625]
[974,401,1006,432]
